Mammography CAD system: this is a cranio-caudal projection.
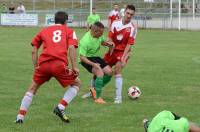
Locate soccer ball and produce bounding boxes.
[127,86,141,99]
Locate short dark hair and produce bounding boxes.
[126,5,135,11]
[93,21,104,29]
[55,11,68,24]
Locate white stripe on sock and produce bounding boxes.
[58,86,78,110]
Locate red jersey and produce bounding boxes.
[108,19,137,51]
[31,24,78,65]
[108,10,121,26]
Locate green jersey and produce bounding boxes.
[148,111,189,132]
[79,31,105,59]
[87,14,100,26]
[0,5,7,13]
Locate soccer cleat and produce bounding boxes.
[15,119,23,124]
[90,87,96,100]
[143,119,150,132]
[81,92,91,99]
[53,106,70,123]
[94,98,106,104]
[114,98,122,104]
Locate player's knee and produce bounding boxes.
[96,71,104,78]
[104,66,113,75]
[94,69,104,77]
[28,81,40,94]
[73,77,81,88]
[114,68,121,75]
[107,68,113,76]
[115,62,122,72]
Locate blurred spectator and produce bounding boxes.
[195,3,198,13]
[120,4,126,17]
[87,7,100,30]
[0,4,7,13]
[17,2,26,14]
[181,3,188,13]
[108,4,121,29]
[8,3,15,14]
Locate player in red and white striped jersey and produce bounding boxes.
[108,4,121,29]
[104,5,137,103]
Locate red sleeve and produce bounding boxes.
[127,27,137,45]
[127,37,135,45]
[108,15,113,20]
[68,30,78,48]
[31,31,42,49]
[108,30,114,38]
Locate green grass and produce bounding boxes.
[0,27,200,132]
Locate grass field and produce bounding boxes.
[0,27,200,132]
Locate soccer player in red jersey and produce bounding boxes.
[108,4,121,29]
[15,11,81,124]
[104,5,137,103]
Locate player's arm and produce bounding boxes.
[101,36,114,47]
[108,11,112,29]
[106,30,115,55]
[102,41,114,47]
[68,45,79,73]
[121,26,138,64]
[31,46,39,68]
[31,31,42,68]
[68,30,79,74]
[121,44,132,63]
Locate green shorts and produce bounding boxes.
[148,110,189,132]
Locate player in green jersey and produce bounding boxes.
[143,110,200,132]
[87,7,101,30]
[79,21,114,104]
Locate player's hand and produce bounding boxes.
[93,63,101,70]
[72,67,79,76]
[120,56,127,67]
[34,63,39,69]
[104,41,115,48]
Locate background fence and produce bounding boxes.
[1,0,200,30]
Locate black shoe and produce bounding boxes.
[53,106,70,123]
[143,119,150,132]
[15,119,23,124]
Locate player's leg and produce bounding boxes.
[52,60,81,122]
[88,60,112,99]
[102,65,112,87]
[92,66,106,104]
[15,62,50,124]
[54,77,81,123]
[114,61,123,103]
[15,81,41,123]
[81,75,96,99]
[104,51,123,103]
[189,122,200,132]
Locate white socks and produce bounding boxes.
[17,92,34,120]
[115,74,122,100]
[58,86,78,110]
[90,78,95,87]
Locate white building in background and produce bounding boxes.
[144,0,154,2]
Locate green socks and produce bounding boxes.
[103,74,112,87]
[95,77,103,99]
